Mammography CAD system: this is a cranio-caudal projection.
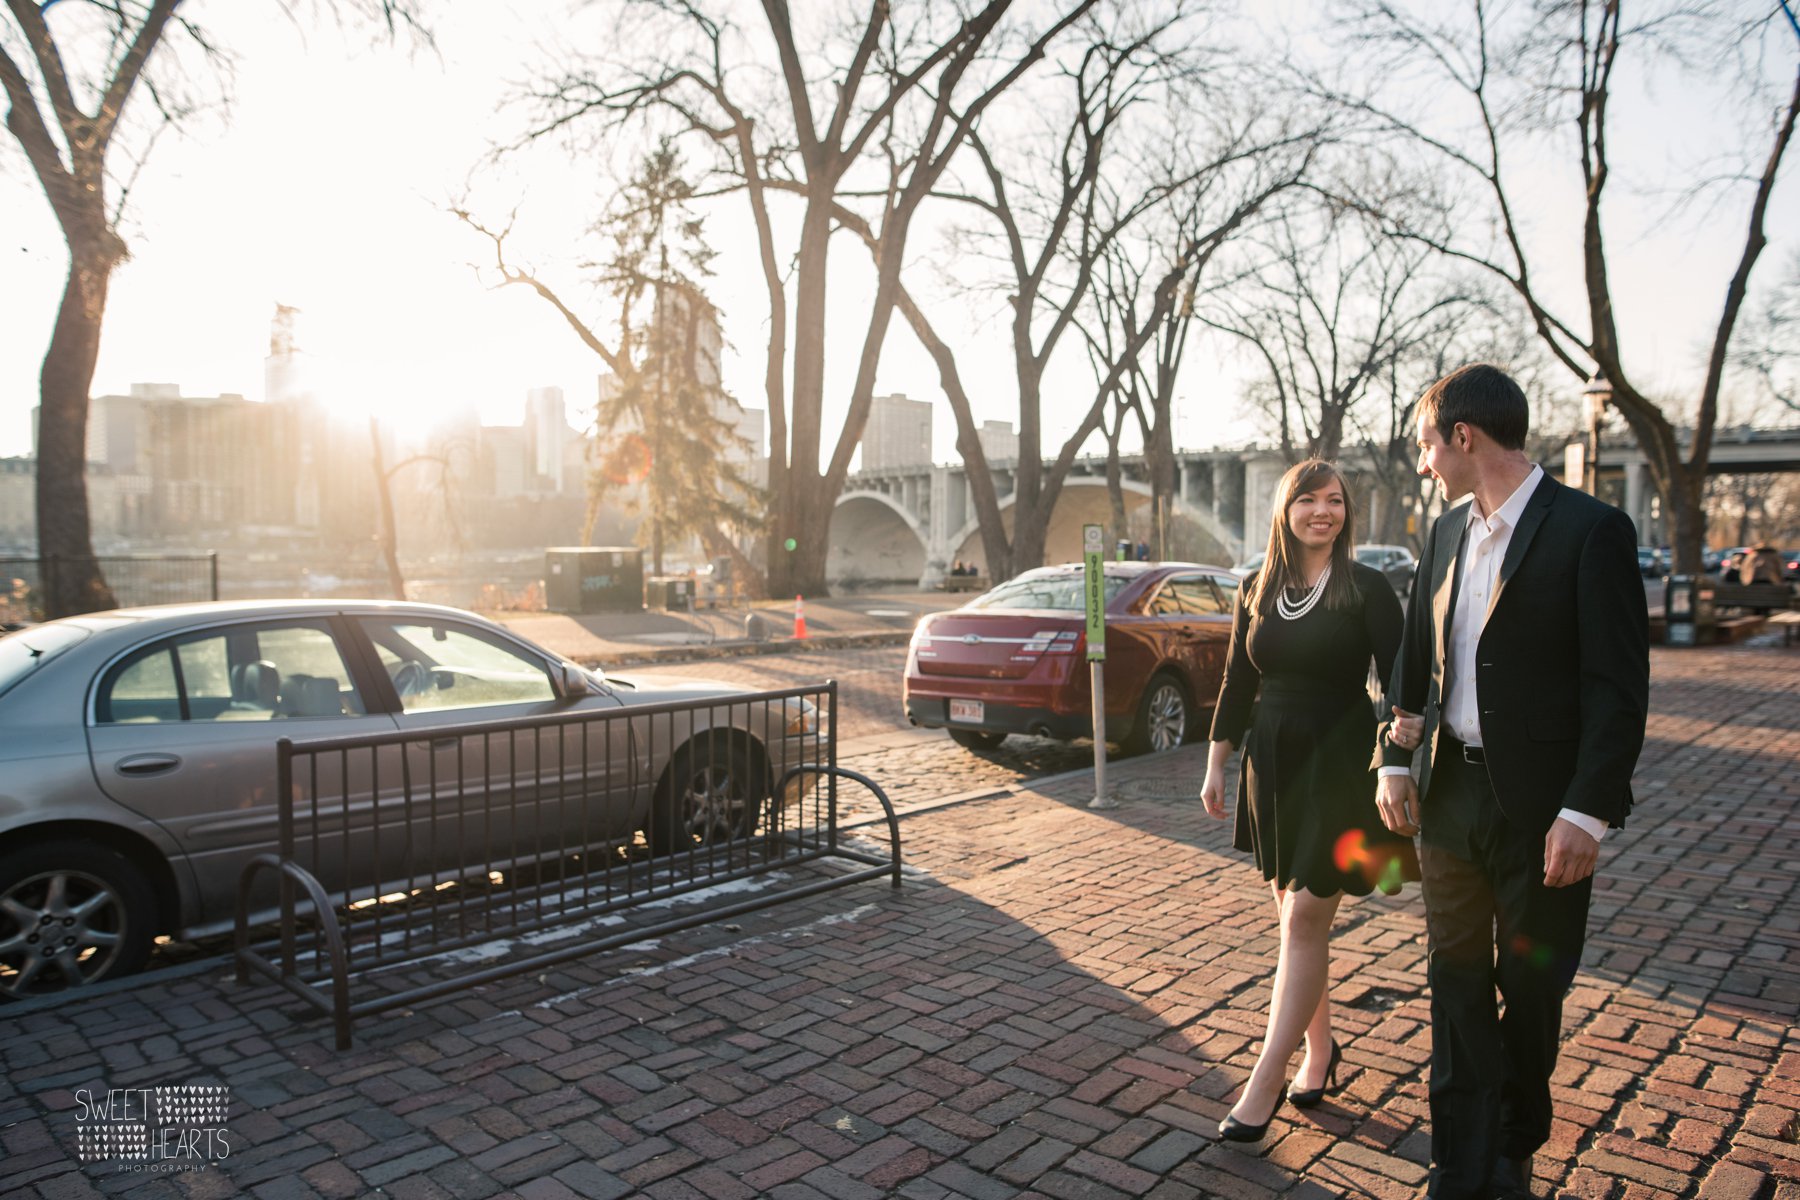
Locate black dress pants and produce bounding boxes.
[1418,747,1592,1200]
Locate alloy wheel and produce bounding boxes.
[0,869,129,998]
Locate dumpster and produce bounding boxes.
[1664,574,1709,646]
[646,576,696,611]
[544,547,644,614]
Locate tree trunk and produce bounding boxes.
[1669,466,1707,579]
[36,242,120,617]
[770,200,836,599]
[369,418,406,601]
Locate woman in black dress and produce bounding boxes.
[1199,458,1420,1143]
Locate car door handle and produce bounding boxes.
[116,753,181,776]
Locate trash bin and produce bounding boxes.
[1664,574,1707,646]
[544,547,644,614]
[646,576,695,611]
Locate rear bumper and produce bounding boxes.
[905,694,1101,740]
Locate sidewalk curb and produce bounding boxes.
[579,628,913,669]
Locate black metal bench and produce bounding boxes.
[1709,582,1795,613]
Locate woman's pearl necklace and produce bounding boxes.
[1276,563,1331,621]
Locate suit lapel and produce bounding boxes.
[1484,472,1559,625]
[1433,500,1471,671]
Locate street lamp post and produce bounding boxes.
[1583,374,1613,496]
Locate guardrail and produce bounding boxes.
[0,553,219,622]
[233,681,900,1048]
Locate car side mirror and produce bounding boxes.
[552,662,592,702]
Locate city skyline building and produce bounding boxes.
[978,419,1018,463]
[861,393,933,470]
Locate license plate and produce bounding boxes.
[949,699,984,723]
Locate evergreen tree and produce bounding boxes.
[587,142,762,578]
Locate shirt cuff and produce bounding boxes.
[1378,766,1411,778]
[1557,808,1609,842]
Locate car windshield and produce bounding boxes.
[0,623,89,700]
[969,571,1131,611]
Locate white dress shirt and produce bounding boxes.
[1387,465,1607,842]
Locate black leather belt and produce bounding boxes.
[1442,736,1486,765]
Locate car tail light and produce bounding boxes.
[1014,629,1080,655]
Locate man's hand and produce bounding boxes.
[1377,774,1419,836]
[1543,817,1599,888]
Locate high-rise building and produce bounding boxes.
[862,393,933,470]
[525,386,569,492]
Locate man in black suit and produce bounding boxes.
[1375,364,1649,1199]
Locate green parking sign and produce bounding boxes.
[1083,524,1105,661]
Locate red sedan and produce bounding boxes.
[903,562,1238,755]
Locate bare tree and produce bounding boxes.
[1202,198,1485,464]
[1,0,424,616]
[860,21,1319,578]
[1340,0,1800,572]
[519,0,1097,597]
[369,419,466,601]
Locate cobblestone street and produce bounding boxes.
[1,643,1796,1200]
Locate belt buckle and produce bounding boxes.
[1461,743,1485,765]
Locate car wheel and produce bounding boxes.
[949,728,1007,751]
[649,738,766,855]
[0,839,156,1001]
[1126,672,1189,756]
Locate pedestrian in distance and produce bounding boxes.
[1376,363,1649,1199]
[1740,544,1783,586]
[1199,458,1419,1145]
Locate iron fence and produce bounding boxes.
[233,681,901,1047]
[0,554,219,623]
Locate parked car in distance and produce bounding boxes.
[1786,551,1800,582]
[1230,552,1265,579]
[1354,544,1418,598]
[1636,546,1665,578]
[0,600,815,1000]
[904,562,1238,758]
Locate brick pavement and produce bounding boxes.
[1,644,1797,1199]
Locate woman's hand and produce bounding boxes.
[1200,767,1227,819]
[1388,706,1424,751]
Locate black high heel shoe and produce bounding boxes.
[1285,1040,1342,1110]
[1218,1092,1282,1143]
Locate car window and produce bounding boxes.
[359,618,554,712]
[1171,576,1228,615]
[1212,573,1241,606]
[1145,584,1184,617]
[96,621,363,724]
[0,623,89,701]
[968,573,1131,611]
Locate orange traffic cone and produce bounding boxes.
[794,594,808,639]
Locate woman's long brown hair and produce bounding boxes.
[1247,459,1361,616]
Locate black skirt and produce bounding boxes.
[1233,680,1420,897]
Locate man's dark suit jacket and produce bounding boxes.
[1378,473,1650,836]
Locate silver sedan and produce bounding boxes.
[0,600,814,1001]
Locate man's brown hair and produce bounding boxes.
[1418,363,1529,451]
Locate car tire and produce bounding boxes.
[0,839,157,1001]
[949,728,1007,751]
[1125,672,1189,756]
[649,737,766,856]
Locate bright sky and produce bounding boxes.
[2,1,1795,463]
